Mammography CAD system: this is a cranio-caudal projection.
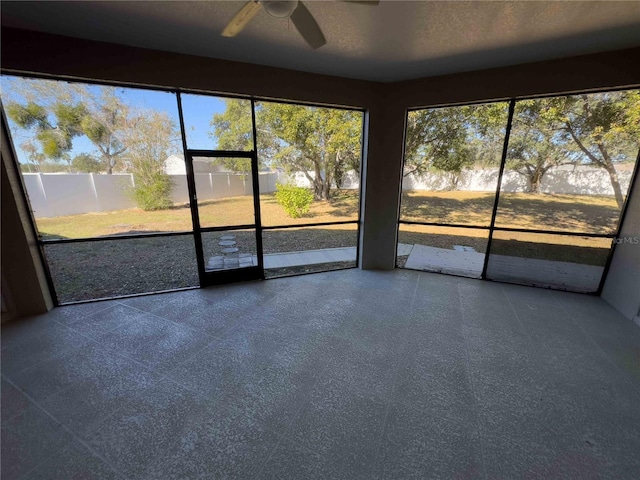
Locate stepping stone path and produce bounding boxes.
[206,234,255,271]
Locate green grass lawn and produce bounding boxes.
[400,191,620,234]
[37,191,360,239]
[36,190,619,239]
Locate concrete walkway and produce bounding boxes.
[403,243,603,292]
[261,246,357,269]
[486,254,603,292]
[404,244,484,278]
[208,243,602,291]
[261,243,414,269]
[207,243,443,272]
[207,246,358,272]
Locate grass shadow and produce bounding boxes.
[401,191,620,233]
[490,238,610,266]
[495,194,620,234]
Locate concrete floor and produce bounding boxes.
[2,269,639,479]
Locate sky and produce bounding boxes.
[1,75,239,166]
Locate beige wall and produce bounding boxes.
[390,48,640,108]
[0,28,377,109]
[602,165,640,323]
[1,111,54,320]
[2,27,639,314]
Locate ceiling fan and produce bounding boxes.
[222,1,379,49]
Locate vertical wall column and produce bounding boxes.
[602,164,640,325]
[1,113,53,319]
[359,99,407,269]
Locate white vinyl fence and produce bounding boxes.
[402,166,632,196]
[23,172,285,218]
[23,165,630,218]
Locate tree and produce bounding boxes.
[4,80,132,175]
[38,162,70,173]
[404,104,507,189]
[211,101,362,200]
[545,91,640,208]
[325,109,362,190]
[80,87,130,174]
[405,106,467,180]
[125,110,178,210]
[266,104,361,199]
[5,100,86,168]
[506,100,579,193]
[210,99,254,174]
[19,140,46,172]
[72,153,102,173]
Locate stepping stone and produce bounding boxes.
[220,235,236,241]
[222,247,239,254]
[205,261,224,271]
[207,256,224,267]
[224,258,240,268]
[218,240,237,247]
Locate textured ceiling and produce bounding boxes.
[3,1,640,82]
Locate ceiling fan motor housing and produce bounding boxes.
[262,0,299,18]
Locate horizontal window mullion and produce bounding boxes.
[491,226,615,238]
[38,230,194,245]
[399,220,490,230]
[398,221,615,238]
[57,286,200,306]
[261,220,358,230]
[187,149,253,158]
[199,225,256,233]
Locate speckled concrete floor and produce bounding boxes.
[2,269,639,479]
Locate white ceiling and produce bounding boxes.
[3,1,640,82]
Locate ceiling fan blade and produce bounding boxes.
[222,1,263,37]
[290,1,326,49]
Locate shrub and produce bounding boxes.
[72,153,101,173]
[131,172,173,211]
[275,183,314,218]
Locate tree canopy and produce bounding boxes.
[80,87,131,174]
[6,101,86,164]
[211,100,363,200]
[404,103,508,188]
[209,99,256,174]
[4,80,140,174]
[543,91,640,207]
[506,100,580,194]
